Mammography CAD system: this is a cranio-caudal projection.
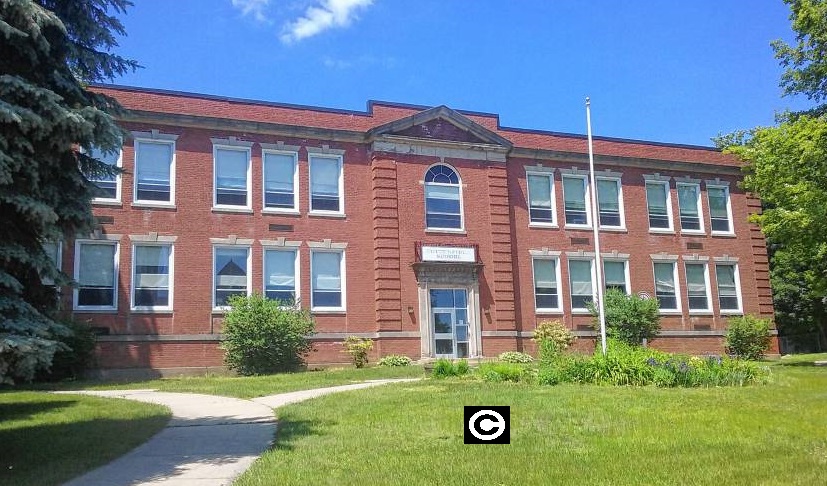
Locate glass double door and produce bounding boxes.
[430,288,469,358]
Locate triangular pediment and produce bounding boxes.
[368,105,512,148]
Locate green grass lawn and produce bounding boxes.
[0,392,170,486]
[235,365,827,486]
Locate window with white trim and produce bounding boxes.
[685,262,711,312]
[603,260,629,294]
[263,151,298,211]
[596,178,623,228]
[424,164,463,230]
[562,175,589,226]
[707,186,733,234]
[653,262,679,311]
[309,155,343,213]
[532,257,560,311]
[677,183,703,232]
[646,181,672,230]
[74,241,118,310]
[88,145,121,201]
[568,259,594,311]
[214,146,251,207]
[527,173,555,225]
[134,140,174,203]
[264,249,298,304]
[132,244,172,310]
[715,263,742,313]
[311,250,345,311]
[213,247,250,309]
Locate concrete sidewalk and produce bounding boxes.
[56,378,416,486]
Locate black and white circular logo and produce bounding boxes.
[464,406,510,444]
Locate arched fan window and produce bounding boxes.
[424,164,463,230]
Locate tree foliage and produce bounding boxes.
[588,289,661,346]
[0,0,136,383]
[772,0,827,103]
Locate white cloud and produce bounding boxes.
[281,0,374,44]
[232,0,271,23]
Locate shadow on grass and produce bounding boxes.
[272,417,336,451]
[0,398,77,421]
[774,361,823,367]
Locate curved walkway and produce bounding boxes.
[57,378,418,485]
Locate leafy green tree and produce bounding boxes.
[588,289,661,346]
[0,0,137,383]
[772,0,827,103]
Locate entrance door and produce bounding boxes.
[430,288,469,358]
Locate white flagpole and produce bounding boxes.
[586,97,607,355]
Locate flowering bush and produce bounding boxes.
[532,320,576,358]
[377,354,412,367]
[343,336,373,368]
[497,351,534,363]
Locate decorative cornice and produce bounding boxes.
[306,145,346,156]
[210,136,254,147]
[705,177,731,187]
[601,251,630,260]
[675,175,702,185]
[525,163,555,174]
[260,141,301,152]
[596,168,624,179]
[307,239,348,249]
[210,235,254,246]
[650,252,679,261]
[129,233,178,243]
[643,173,672,182]
[529,248,562,257]
[372,136,508,163]
[131,129,178,141]
[566,250,596,258]
[713,255,740,263]
[260,238,302,248]
[682,254,710,262]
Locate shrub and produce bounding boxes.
[221,293,315,375]
[431,358,470,378]
[588,289,661,346]
[343,336,374,368]
[478,362,532,383]
[532,320,576,352]
[725,315,772,360]
[497,351,533,363]
[377,354,412,367]
[36,319,97,381]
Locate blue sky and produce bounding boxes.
[110,0,810,147]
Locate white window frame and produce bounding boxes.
[532,256,562,313]
[603,258,631,295]
[526,170,557,228]
[596,176,625,230]
[308,153,345,217]
[310,249,346,313]
[131,243,174,312]
[87,145,122,204]
[424,163,465,232]
[652,260,682,314]
[707,184,735,236]
[567,257,596,314]
[715,262,743,315]
[262,149,299,214]
[212,245,252,311]
[73,239,119,311]
[561,174,592,229]
[132,134,177,207]
[684,262,712,314]
[213,144,253,210]
[677,182,705,234]
[263,248,300,306]
[645,180,674,233]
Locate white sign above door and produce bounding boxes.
[421,245,476,263]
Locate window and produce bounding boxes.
[41,241,62,285]
[309,155,343,214]
[685,263,711,312]
[562,175,589,226]
[716,263,742,313]
[264,249,298,304]
[424,164,463,230]
[214,147,251,208]
[132,244,172,310]
[597,178,623,228]
[213,247,250,309]
[653,262,679,311]
[708,186,733,234]
[603,260,629,294]
[568,259,594,311]
[88,145,121,201]
[311,250,345,311]
[74,241,118,310]
[134,140,174,203]
[646,181,672,230]
[532,258,560,311]
[263,151,298,211]
[527,173,555,225]
[677,183,703,232]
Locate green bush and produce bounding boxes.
[725,315,773,360]
[588,289,661,346]
[221,293,315,375]
[478,362,532,383]
[431,358,470,378]
[343,336,373,368]
[36,319,96,381]
[377,354,412,367]
[497,351,533,363]
[532,319,576,352]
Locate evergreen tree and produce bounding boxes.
[0,0,137,383]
